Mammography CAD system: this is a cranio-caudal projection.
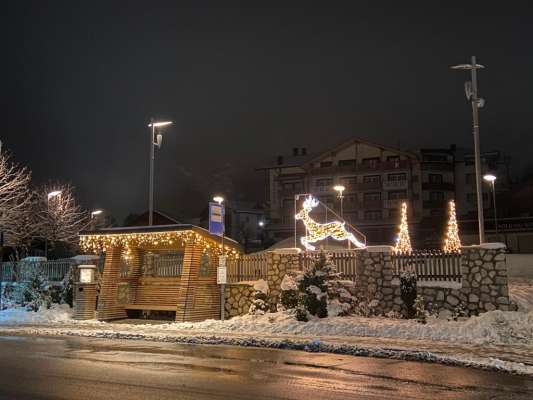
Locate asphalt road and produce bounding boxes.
[0,336,532,399]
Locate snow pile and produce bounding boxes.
[253,279,269,294]
[0,304,73,325]
[509,278,533,312]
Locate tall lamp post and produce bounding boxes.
[451,56,486,244]
[333,185,346,218]
[213,195,225,321]
[91,209,103,229]
[483,174,498,236]
[45,190,62,258]
[148,120,172,226]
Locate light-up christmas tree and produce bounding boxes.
[443,200,462,253]
[394,202,412,254]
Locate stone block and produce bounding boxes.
[446,295,459,306]
[481,277,493,285]
[469,293,479,303]
[497,297,509,305]
[484,303,496,311]
[494,277,507,285]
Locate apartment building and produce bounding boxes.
[259,139,510,248]
[258,139,422,245]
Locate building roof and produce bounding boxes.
[80,224,242,252]
[302,137,419,167]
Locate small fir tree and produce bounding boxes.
[61,266,76,307]
[394,202,412,254]
[23,269,52,311]
[400,269,417,318]
[443,200,462,253]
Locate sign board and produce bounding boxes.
[209,202,225,236]
[78,265,96,284]
[217,255,227,285]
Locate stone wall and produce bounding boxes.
[353,243,514,316]
[266,250,300,307]
[224,283,254,318]
[354,246,395,315]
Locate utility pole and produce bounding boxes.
[451,56,486,244]
[149,119,155,226]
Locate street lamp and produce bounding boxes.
[333,185,345,217]
[451,56,486,244]
[258,220,265,227]
[213,196,224,205]
[148,119,172,226]
[91,209,103,218]
[483,174,498,235]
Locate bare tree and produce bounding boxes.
[34,183,90,253]
[0,147,33,249]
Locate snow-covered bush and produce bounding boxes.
[451,302,469,321]
[414,295,427,324]
[291,253,356,319]
[22,269,52,311]
[60,266,76,307]
[400,269,417,318]
[279,275,299,310]
[248,279,270,315]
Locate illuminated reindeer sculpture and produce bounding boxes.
[295,196,366,251]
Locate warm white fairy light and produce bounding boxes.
[295,196,365,251]
[79,230,239,258]
[443,200,462,253]
[394,202,412,254]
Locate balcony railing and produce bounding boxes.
[383,199,408,209]
[423,199,446,209]
[421,162,454,171]
[422,182,455,191]
[383,180,408,190]
[358,181,382,191]
[360,199,383,209]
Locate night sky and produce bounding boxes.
[3,1,532,222]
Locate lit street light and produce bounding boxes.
[451,56,486,244]
[213,195,224,205]
[148,119,172,226]
[91,209,103,218]
[483,174,498,235]
[258,220,265,227]
[333,185,345,218]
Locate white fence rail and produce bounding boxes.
[1,261,74,283]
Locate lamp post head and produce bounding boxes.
[148,121,173,128]
[213,195,224,205]
[333,185,345,197]
[91,209,103,218]
[483,174,497,183]
[47,190,62,200]
[258,221,265,227]
[450,63,485,70]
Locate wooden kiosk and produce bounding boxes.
[79,224,241,322]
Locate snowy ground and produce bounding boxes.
[0,279,532,375]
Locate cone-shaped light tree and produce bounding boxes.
[443,200,462,253]
[394,202,412,254]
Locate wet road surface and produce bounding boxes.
[0,335,532,399]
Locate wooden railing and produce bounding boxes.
[392,250,462,282]
[142,252,184,277]
[300,251,358,282]
[0,261,74,283]
[227,252,268,283]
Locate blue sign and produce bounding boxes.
[209,202,225,236]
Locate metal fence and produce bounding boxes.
[227,252,268,283]
[392,250,462,282]
[0,260,74,283]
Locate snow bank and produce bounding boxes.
[509,278,533,312]
[0,304,73,325]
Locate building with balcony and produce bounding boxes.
[259,140,511,249]
[257,139,422,245]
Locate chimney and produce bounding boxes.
[277,155,284,165]
[301,147,307,156]
[292,147,299,156]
